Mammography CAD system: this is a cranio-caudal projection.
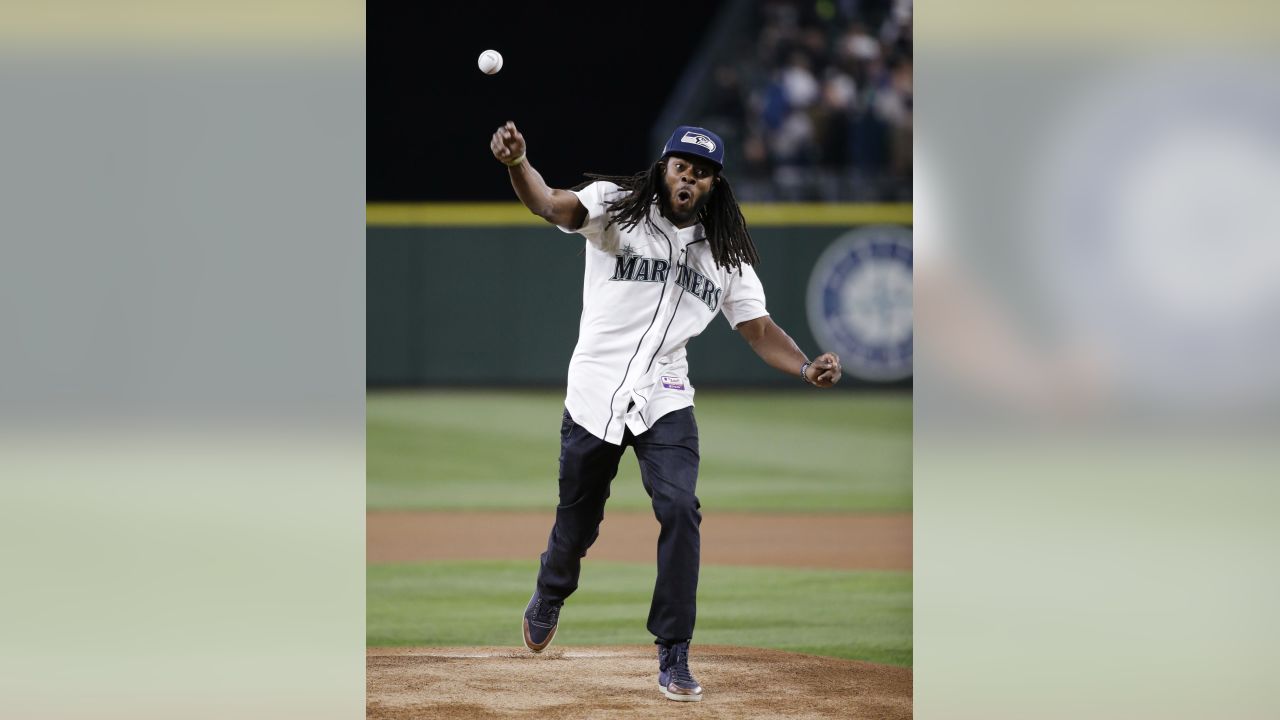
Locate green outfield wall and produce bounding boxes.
[367,204,911,388]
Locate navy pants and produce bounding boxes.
[535,407,701,645]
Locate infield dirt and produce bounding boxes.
[368,510,911,570]
[368,510,911,716]
[367,645,912,720]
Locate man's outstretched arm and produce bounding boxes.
[736,316,842,388]
[490,121,587,229]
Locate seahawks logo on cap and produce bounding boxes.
[806,226,913,381]
[680,132,716,152]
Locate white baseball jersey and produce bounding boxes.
[557,180,769,445]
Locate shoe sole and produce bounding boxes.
[522,617,557,654]
[522,591,557,654]
[659,684,703,702]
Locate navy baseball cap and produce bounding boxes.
[661,125,725,170]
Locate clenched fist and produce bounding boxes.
[805,352,843,388]
[490,121,526,166]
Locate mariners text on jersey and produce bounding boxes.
[610,246,724,312]
[558,181,768,445]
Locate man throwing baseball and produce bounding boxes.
[490,121,842,702]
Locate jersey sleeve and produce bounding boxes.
[720,262,769,329]
[556,181,619,250]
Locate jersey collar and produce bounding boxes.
[650,205,706,245]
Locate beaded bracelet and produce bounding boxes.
[800,360,814,385]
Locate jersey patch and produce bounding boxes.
[660,376,686,390]
[806,226,913,381]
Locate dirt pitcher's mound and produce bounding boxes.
[367,645,911,719]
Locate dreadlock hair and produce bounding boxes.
[574,159,761,271]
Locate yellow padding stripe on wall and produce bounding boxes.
[366,203,912,227]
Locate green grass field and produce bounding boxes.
[367,389,912,666]
[368,389,911,512]
[368,560,912,667]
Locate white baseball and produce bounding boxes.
[477,50,503,75]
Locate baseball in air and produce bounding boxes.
[477,50,503,75]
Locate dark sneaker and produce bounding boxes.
[522,592,561,653]
[657,641,703,702]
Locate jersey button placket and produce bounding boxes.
[646,244,687,378]
[616,236,676,434]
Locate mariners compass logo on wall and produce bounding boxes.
[806,225,913,381]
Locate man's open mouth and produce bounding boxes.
[676,189,692,203]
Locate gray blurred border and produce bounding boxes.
[917,3,1280,718]
[0,13,364,718]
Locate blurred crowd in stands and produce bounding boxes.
[695,0,912,201]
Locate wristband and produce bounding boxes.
[800,360,814,385]
[504,153,526,168]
